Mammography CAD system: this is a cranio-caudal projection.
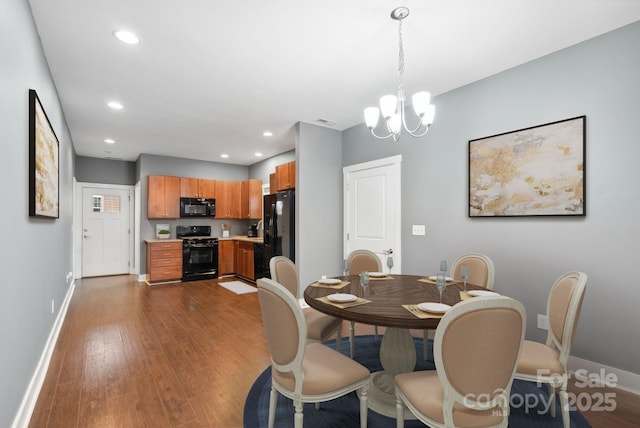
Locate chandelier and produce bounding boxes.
[364,7,435,141]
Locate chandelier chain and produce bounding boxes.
[398,18,405,91]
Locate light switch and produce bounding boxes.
[412,225,426,236]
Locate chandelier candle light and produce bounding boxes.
[364,7,435,141]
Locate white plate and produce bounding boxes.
[369,272,387,278]
[418,302,452,314]
[327,293,357,303]
[428,276,454,282]
[467,290,500,297]
[318,278,342,285]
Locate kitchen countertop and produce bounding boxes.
[222,235,264,244]
[145,236,263,244]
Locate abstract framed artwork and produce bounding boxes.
[469,116,585,217]
[29,89,59,218]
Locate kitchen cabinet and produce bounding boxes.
[147,175,180,218]
[215,180,242,219]
[235,240,255,280]
[180,177,215,198]
[218,240,235,275]
[269,173,277,194]
[241,179,263,219]
[146,241,182,283]
[275,160,296,191]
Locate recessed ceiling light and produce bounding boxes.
[104,138,115,144]
[107,101,123,110]
[220,154,229,158]
[255,152,263,157]
[113,30,140,45]
[262,131,273,137]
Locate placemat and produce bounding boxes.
[316,296,370,308]
[417,278,461,285]
[369,275,394,281]
[309,281,350,289]
[402,304,445,319]
[459,291,473,300]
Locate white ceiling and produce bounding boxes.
[28,0,640,166]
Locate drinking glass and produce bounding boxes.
[436,272,446,303]
[439,260,447,274]
[360,271,370,289]
[461,265,469,291]
[386,256,394,274]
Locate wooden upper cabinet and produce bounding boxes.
[181,177,215,198]
[227,181,242,219]
[214,180,229,218]
[148,175,180,218]
[275,161,295,191]
[269,173,277,194]
[241,179,263,219]
[214,180,242,219]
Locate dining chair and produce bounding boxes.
[270,256,343,352]
[347,249,383,357]
[514,271,588,428]
[256,278,370,428]
[451,253,495,290]
[396,296,526,428]
[424,253,495,360]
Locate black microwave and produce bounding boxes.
[180,197,216,217]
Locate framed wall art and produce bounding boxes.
[469,116,585,217]
[29,89,59,218]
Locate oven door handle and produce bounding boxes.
[189,243,216,248]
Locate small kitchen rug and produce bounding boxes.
[218,280,257,295]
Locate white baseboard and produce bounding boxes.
[569,355,640,395]
[138,273,147,282]
[11,280,76,428]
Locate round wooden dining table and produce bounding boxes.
[303,273,486,418]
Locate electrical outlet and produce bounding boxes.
[51,300,55,315]
[412,225,426,236]
[537,314,548,330]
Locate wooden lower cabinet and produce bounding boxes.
[234,241,255,280]
[146,241,182,283]
[218,240,235,275]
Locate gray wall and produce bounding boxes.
[76,156,136,185]
[137,154,252,272]
[296,123,343,290]
[1,0,76,426]
[248,150,295,187]
[342,22,640,374]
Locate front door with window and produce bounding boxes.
[82,186,131,277]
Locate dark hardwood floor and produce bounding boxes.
[29,275,639,427]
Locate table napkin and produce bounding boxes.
[459,291,474,300]
[310,281,350,289]
[316,296,370,309]
[417,278,460,285]
[402,304,445,319]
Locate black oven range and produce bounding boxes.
[176,225,219,282]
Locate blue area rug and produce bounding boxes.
[243,335,591,427]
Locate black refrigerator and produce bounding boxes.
[263,189,295,278]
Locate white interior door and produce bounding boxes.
[344,155,402,273]
[82,186,131,277]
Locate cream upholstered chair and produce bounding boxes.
[423,253,495,360]
[346,249,383,357]
[256,278,370,428]
[270,256,343,352]
[451,253,495,290]
[396,296,526,428]
[514,271,587,428]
